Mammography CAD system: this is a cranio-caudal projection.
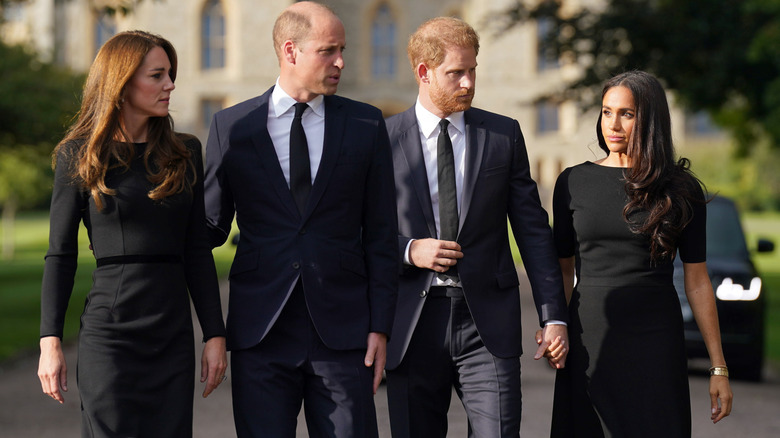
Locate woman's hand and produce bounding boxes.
[709,374,732,423]
[200,336,227,398]
[38,336,68,403]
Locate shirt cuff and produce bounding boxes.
[403,239,415,265]
[544,320,567,327]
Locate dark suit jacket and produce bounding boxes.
[204,86,398,352]
[386,106,567,369]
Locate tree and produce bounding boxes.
[487,0,780,156]
[0,144,51,259]
[0,41,83,258]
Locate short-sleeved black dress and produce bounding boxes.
[40,137,226,437]
[551,162,705,438]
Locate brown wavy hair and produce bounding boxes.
[54,30,193,211]
[407,17,480,84]
[596,71,705,263]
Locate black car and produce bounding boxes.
[674,196,775,381]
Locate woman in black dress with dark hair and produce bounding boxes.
[549,71,732,437]
[37,30,227,437]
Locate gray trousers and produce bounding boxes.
[386,286,523,438]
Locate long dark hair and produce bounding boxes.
[54,30,193,211]
[596,71,704,263]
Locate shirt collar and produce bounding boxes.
[414,98,465,139]
[271,78,325,118]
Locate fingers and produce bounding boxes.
[363,342,379,393]
[201,337,228,398]
[409,238,463,271]
[38,337,67,404]
[364,341,377,368]
[202,366,228,398]
[372,364,384,395]
[709,377,732,423]
[365,333,387,394]
[710,390,723,423]
[38,369,66,404]
[533,341,549,362]
[540,325,569,369]
[547,337,565,358]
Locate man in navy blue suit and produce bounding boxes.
[203,2,397,437]
[385,17,569,437]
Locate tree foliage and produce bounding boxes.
[0,40,83,257]
[0,43,83,145]
[487,0,780,156]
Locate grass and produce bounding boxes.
[743,211,780,364]
[0,211,237,362]
[1,210,779,366]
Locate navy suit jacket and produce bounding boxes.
[204,87,398,352]
[386,106,568,369]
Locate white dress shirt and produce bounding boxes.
[403,100,466,287]
[416,99,467,240]
[267,79,325,186]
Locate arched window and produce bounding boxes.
[536,100,559,134]
[536,17,559,71]
[201,0,225,70]
[371,3,396,79]
[94,10,116,57]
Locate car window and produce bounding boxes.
[706,198,750,259]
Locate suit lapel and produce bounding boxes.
[249,88,300,219]
[305,95,344,220]
[459,109,486,234]
[399,108,437,238]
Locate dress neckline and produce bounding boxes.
[587,161,628,169]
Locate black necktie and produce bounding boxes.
[437,119,458,280]
[289,102,311,214]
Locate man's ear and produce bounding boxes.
[282,40,297,65]
[416,63,430,84]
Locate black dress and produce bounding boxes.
[550,162,705,438]
[40,137,226,438]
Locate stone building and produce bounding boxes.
[1,0,722,203]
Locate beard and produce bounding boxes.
[429,75,474,115]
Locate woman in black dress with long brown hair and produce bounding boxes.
[37,30,227,437]
[550,71,732,437]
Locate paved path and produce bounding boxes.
[2,273,779,436]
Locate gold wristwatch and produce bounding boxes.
[709,366,729,378]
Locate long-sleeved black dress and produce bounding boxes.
[40,136,226,438]
[551,162,705,438]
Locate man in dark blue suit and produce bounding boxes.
[203,2,397,437]
[385,17,569,437]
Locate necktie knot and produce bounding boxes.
[293,102,308,119]
[439,118,449,134]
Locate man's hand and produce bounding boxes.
[534,324,569,369]
[365,332,388,394]
[409,238,463,272]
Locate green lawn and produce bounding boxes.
[2,211,779,367]
[743,211,780,363]
[0,211,237,361]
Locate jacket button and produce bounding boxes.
[299,228,306,235]
[419,290,427,298]
[292,262,300,269]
